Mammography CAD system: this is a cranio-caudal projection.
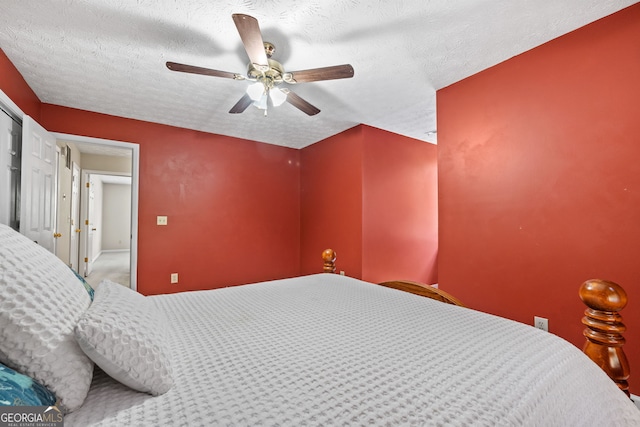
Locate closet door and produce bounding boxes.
[0,112,13,226]
[0,111,21,228]
[20,115,57,253]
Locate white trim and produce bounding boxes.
[101,249,129,253]
[632,394,640,410]
[0,89,25,119]
[50,132,136,150]
[52,135,139,288]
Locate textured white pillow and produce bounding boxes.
[0,224,93,412]
[74,279,174,395]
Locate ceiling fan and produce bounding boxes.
[166,14,354,116]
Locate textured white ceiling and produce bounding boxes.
[0,1,636,149]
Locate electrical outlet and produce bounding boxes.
[534,316,548,332]
[157,216,168,226]
[340,271,345,276]
[170,273,178,284]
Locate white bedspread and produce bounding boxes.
[65,274,640,426]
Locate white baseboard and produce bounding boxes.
[632,394,640,410]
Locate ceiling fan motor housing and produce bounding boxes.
[248,57,285,88]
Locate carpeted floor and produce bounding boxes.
[85,250,130,288]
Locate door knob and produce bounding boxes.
[53,233,62,238]
[75,229,82,233]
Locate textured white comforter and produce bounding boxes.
[66,274,640,426]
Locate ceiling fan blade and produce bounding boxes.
[232,14,269,70]
[281,89,320,116]
[285,64,354,83]
[229,93,253,114]
[166,62,243,80]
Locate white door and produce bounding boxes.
[54,147,67,261]
[70,162,81,272]
[20,116,57,252]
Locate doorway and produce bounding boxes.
[53,133,139,291]
[81,171,132,288]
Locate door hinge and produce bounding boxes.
[84,257,88,263]
[86,182,90,188]
[85,219,89,225]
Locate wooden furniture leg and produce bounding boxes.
[579,279,630,397]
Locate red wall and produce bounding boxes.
[40,105,301,295]
[438,4,640,394]
[362,126,438,284]
[0,49,41,120]
[300,125,439,284]
[300,126,364,277]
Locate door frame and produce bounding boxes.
[54,133,139,292]
[0,108,21,229]
[70,161,81,272]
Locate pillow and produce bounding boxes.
[0,361,57,406]
[69,267,95,301]
[0,224,93,412]
[74,280,173,395]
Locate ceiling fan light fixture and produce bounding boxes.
[246,81,265,101]
[269,88,287,107]
[254,92,268,110]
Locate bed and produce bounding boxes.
[1,224,639,426]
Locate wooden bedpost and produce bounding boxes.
[579,279,630,397]
[322,249,336,273]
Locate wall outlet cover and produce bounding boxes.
[534,316,549,332]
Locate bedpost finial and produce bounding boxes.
[322,249,336,273]
[579,279,630,397]
[579,279,627,312]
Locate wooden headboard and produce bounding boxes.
[322,249,631,398]
[378,280,465,307]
